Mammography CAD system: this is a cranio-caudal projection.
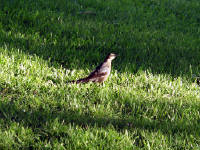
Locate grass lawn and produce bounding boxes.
[0,0,200,149]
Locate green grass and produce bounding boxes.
[0,0,200,149]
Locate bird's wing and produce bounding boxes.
[86,62,110,81]
[87,69,108,78]
[86,71,108,82]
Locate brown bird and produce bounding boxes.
[70,53,117,84]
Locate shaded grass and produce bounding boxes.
[0,0,200,149]
[0,0,200,75]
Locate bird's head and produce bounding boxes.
[106,53,117,61]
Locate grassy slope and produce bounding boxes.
[0,0,200,149]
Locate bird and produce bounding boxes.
[70,53,117,84]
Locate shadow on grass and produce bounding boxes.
[0,0,200,78]
[0,99,199,137]
[1,25,200,79]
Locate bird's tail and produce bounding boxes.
[68,77,89,84]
